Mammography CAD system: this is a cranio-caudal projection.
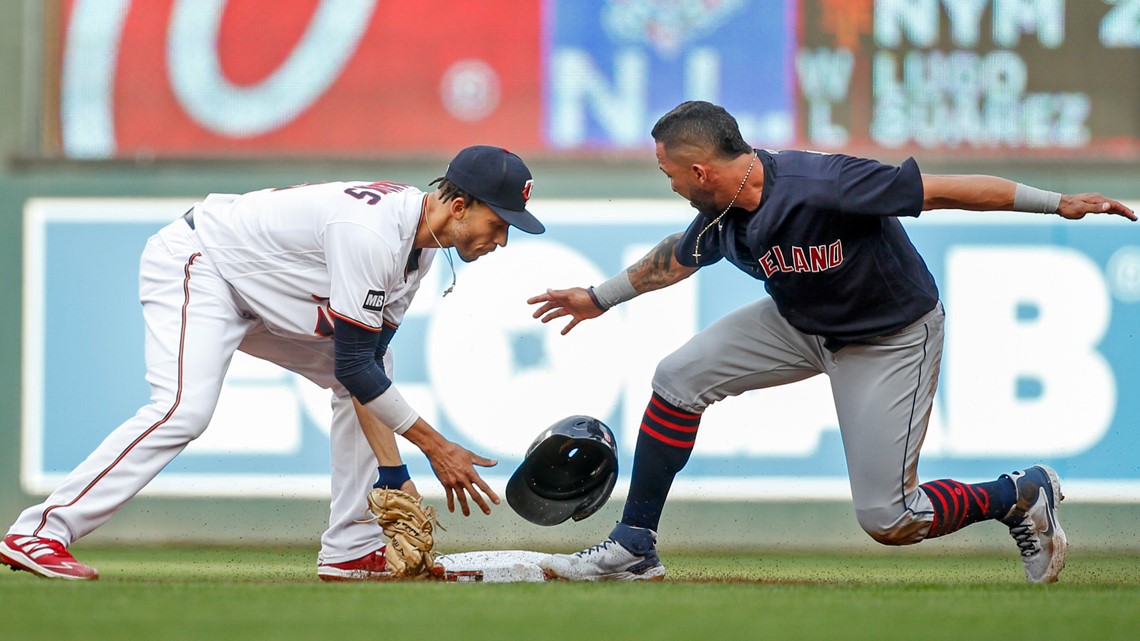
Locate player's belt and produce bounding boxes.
[182,209,195,230]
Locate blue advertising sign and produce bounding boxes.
[22,198,1140,500]
[545,0,796,150]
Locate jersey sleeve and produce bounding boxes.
[674,213,726,268]
[324,221,397,331]
[836,156,924,218]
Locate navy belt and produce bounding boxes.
[182,209,195,230]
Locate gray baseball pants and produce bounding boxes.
[652,297,944,545]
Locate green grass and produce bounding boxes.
[3,547,1138,641]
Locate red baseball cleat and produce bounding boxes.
[317,547,390,582]
[0,534,99,580]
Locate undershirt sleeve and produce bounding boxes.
[332,317,390,404]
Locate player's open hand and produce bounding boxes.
[528,287,604,335]
[427,439,500,516]
[1057,193,1136,221]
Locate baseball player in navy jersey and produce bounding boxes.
[1,145,543,581]
[529,101,1136,583]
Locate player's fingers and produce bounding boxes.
[455,487,472,517]
[530,301,552,318]
[526,293,550,305]
[465,482,493,515]
[561,317,581,335]
[541,308,568,323]
[471,454,498,468]
[474,477,501,507]
[445,486,456,513]
[1105,199,1137,220]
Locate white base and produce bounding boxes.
[433,550,549,583]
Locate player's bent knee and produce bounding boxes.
[855,508,926,546]
[147,398,217,440]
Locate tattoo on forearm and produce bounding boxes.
[628,233,684,291]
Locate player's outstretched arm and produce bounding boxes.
[528,232,697,335]
[921,174,1136,221]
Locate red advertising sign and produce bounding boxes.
[58,0,543,158]
[54,1,1140,160]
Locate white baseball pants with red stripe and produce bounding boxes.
[8,219,384,564]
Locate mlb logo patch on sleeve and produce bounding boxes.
[363,289,386,312]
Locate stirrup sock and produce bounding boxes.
[622,392,701,532]
[920,477,1016,538]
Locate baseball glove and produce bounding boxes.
[364,488,440,578]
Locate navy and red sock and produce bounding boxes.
[621,392,701,532]
[920,476,1017,538]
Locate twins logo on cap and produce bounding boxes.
[444,145,545,234]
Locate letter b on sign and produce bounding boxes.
[944,246,1115,456]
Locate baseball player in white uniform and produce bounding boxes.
[1,146,544,581]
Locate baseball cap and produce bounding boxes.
[445,145,545,234]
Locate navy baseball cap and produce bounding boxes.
[445,145,545,234]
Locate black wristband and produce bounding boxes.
[374,464,411,489]
[586,286,608,311]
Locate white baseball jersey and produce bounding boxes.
[9,179,438,565]
[193,180,435,339]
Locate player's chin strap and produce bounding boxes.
[426,221,458,297]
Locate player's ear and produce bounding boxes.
[691,162,708,185]
[448,195,468,219]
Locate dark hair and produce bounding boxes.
[430,177,484,208]
[650,101,753,159]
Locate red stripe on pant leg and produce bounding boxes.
[34,253,202,537]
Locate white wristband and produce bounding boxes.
[364,386,419,434]
[591,271,638,310]
[1013,183,1062,214]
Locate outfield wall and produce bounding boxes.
[20,198,1140,503]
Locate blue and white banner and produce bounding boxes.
[545,0,796,150]
[22,198,1140,500]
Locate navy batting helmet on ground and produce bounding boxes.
[506,415,618,526]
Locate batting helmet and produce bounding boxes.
[506,415,619,526]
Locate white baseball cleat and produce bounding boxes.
[0,534,99,580]
[1001,465,1067,584]
[540,523,666,581]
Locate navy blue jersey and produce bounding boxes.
[675,149,938,348]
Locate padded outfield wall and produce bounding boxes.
[2,0,1140,552]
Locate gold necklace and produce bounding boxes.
[693,151,757,263]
